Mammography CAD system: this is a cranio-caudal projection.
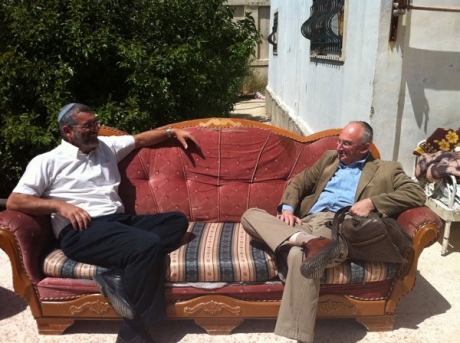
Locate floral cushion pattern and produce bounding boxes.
[413,127,460,156]
[42,222,397,284]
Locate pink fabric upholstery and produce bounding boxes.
[118,127,338,221]
[0,210,52,283]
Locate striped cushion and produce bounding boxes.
[169,222,278,282]
[43,249,108,279]
[321,260,397,284]
[41,222,397,284]
[41,222,278,282]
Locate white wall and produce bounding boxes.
[392,2,460,171]
[268,0,386,131]
[267,0,460,172]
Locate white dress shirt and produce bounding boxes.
[13,135,136,237]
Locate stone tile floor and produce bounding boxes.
[1,99,460,342]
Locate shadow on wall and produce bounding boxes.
[396,11,460,137]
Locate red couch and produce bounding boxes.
[0,118,442,335]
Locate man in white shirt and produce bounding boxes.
[7,103,199,343]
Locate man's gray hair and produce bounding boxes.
[350,121,373,145]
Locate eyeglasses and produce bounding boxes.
[337,139,360,148]
[70,121,100,130]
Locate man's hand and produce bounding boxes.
[349,198,375,217]
[57,203,92,231]
[277,210,302,226]
[173,128,200,150]
[134,127,199,150]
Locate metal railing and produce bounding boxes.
[394,1,460,16]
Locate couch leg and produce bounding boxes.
[194,318,245,335]
[355,315,394,331]
[36,318,75,335]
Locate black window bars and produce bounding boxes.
[301,0,345,60]
[267,11,278,55]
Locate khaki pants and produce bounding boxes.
[241,208,345,343]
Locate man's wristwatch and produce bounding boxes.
[166,127,173,138]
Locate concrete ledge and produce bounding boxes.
[265,86,309,136]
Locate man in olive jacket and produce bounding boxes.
[241,121,426,343]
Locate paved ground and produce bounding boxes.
[230,97,270,123]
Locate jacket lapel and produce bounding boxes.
[317,158,340,194]
[355,157,378,200]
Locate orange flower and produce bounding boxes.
[445,130,459,144]
[437,139,451,151]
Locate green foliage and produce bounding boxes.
[0,0,261,197]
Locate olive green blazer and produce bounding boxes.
[279,150,426,218]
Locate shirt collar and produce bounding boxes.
[59,139,87,158]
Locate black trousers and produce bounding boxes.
[59,211,188,324]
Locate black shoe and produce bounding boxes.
[94,270,135,320]
[116,328,156,343]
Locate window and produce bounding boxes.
[267,10,278,55]
[301,0,345,61]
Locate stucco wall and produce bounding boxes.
[267,0,460,172]
[267,0,385,132]
[391,4,460,171]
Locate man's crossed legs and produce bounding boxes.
[241,208,347,343]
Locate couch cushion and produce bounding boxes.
[42,222,278,283]
[321,260,397,284]
[169,222,278,282]
[42,222,397,284]
[43,249,108,279]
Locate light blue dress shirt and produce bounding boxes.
[282,156,367,215]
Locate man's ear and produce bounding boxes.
[360,143,371,154]
[62,125,72,135]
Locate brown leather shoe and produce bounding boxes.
[300,237,341,279]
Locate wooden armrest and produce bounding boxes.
[396,206,442,247]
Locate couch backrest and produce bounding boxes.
[111,119,380,222]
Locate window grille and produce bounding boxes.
[301,0,345,61]
[267,11,278,55]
